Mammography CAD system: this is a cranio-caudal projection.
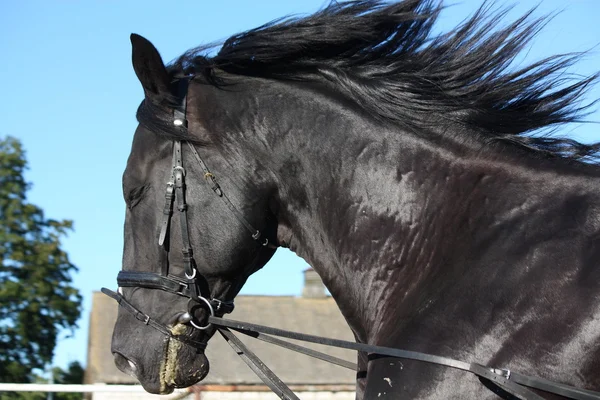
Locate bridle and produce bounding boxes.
[102,76,269,348]
[102,77,600,400]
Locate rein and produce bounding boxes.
[101,283,600,400]
[207,317,600,400]
[103,76,600,400]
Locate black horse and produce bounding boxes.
[106,0,600,398]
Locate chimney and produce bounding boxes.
[302,268,327,298]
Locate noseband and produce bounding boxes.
[102,76,269,348]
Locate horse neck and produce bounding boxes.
[222,79,600,344]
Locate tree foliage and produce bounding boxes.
[0,362,85,400]
[0,136,82,384]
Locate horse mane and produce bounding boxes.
[164,0,599,162]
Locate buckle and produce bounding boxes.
[212,299,223,312]
[136,312,150,325]
[176,282,188,296]
[173,166,186,176]
[211,298,234,314]
[490,368,511,380]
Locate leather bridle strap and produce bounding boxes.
[506,372,600,400]
[184,142,268,245]
[158,141,178,247]
[172,140,197,280]
[218,328,300,400]
[117,271,190,297]
[116,271,235,314]
[239,327,358,370]
[159,76,269,250]
[101,287,208,350]
[209,316,600,400]
[210,319,540,400]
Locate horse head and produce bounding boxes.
[108,34,278,394]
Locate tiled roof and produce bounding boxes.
[85,292,356,386]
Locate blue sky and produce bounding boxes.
[0,0,599,371]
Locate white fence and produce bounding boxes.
[0,384,355,400]
[0,384,190,399]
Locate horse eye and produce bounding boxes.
[126,185,149,209]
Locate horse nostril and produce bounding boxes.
[113,353,138,378]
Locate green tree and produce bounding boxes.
[52,361,85,400]
[0,362,85,400]
[0,136,82,386]
[53,361,84,387]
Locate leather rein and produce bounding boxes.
[102,76,600,400]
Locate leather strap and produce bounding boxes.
[117,271,190,296]
[158,142,178,247]
[185,142,269,246]
[101,287,207,349]
[172,140,197,280]
[235,327,358,370]
[116,271,235,314]
[209,316,600,400]
[218,328,300,400]
[507,372,600,400]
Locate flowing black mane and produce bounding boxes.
[148,0,600,161]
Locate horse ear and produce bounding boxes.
[130,34,171,101]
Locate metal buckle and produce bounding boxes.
[212,299,224,312]
[211,298,234,314]
[491,368,511,380]
[176,282,188,296]
[173,166,186,176]
[137,313,150,325]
